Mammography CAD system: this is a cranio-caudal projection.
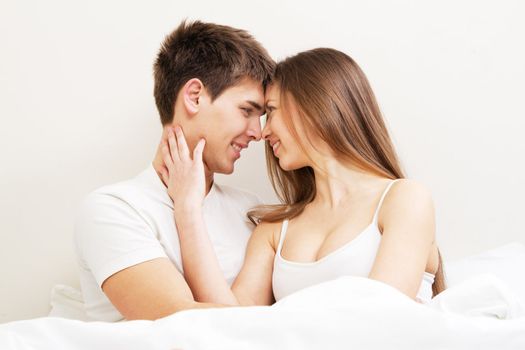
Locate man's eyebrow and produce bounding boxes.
[246,100,263,112]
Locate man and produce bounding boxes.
[74,20,274,321]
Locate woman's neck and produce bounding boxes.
[310,157,386,209]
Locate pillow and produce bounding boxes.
[48,284,90,321]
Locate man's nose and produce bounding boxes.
[247,116,262,141]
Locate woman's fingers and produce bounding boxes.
[159,166,169,184]
[161,141,174,169]
[165,126,204,172]
[167,129,180,163]
[174,126,190,161]
[193,138,206,164]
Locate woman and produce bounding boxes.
[160,48,445,306]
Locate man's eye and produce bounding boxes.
[240,107,252,116]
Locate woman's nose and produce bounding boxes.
[261,117,271,140]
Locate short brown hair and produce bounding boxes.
[153,20,275,125]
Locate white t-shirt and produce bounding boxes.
[74,165,260,321]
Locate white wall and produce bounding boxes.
[1,0,524,322]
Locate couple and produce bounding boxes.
[75,20,445,322]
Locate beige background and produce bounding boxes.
[1,0,524,322]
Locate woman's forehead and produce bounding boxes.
[264,84,280,102]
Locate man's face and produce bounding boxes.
[192,78,265,175]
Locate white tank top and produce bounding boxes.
[272,180,435,303]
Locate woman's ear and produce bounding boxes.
[182,78,205,115]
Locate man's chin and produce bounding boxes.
[221,164,235,175]
[209,161,235,175]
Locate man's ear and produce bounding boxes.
[182,78,205,115]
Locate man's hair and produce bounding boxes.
[153,20,275,125]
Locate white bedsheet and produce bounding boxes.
[1,274,524,350]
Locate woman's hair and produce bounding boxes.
[248,48,445,296]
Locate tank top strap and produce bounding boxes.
[276,219,290,253]
[372,179,400,224]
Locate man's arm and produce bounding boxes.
[102,257,222,320]
[75,192,222,321]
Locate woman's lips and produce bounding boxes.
[272,141,280,155]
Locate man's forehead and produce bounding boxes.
[218,78,264,110]
[232,77,264,94]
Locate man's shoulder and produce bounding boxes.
[74,168,170,255]
[79,180,140,212]
[77,167,170,223]
[89,179,140,200]
[84,167,164,205]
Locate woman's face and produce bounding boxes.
[262,84,311,171]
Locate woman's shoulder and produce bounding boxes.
[389,178,433,201]
[375,179,437,247]
[379,179,435,223]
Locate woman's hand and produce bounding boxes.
[158,126,274,307]
[159,126,206,218]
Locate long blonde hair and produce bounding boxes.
[249,48,445,295]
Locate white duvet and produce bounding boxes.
[2,243,525,350]
[1,273,524,350]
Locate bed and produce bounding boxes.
[1,243,524,349]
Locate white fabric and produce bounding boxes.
[3,275,525,350]
[273,180,435,303]
[48,285,89,321]
[431,273,525,319]
[74,165,260,321]
[50,243,525,322]
[445,242,525,305]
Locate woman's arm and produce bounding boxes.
[368,179,436,299]
[160,126,275,306]
[177,216,277,306]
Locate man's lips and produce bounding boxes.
[231,142,247,152]
[230,141,248,159]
